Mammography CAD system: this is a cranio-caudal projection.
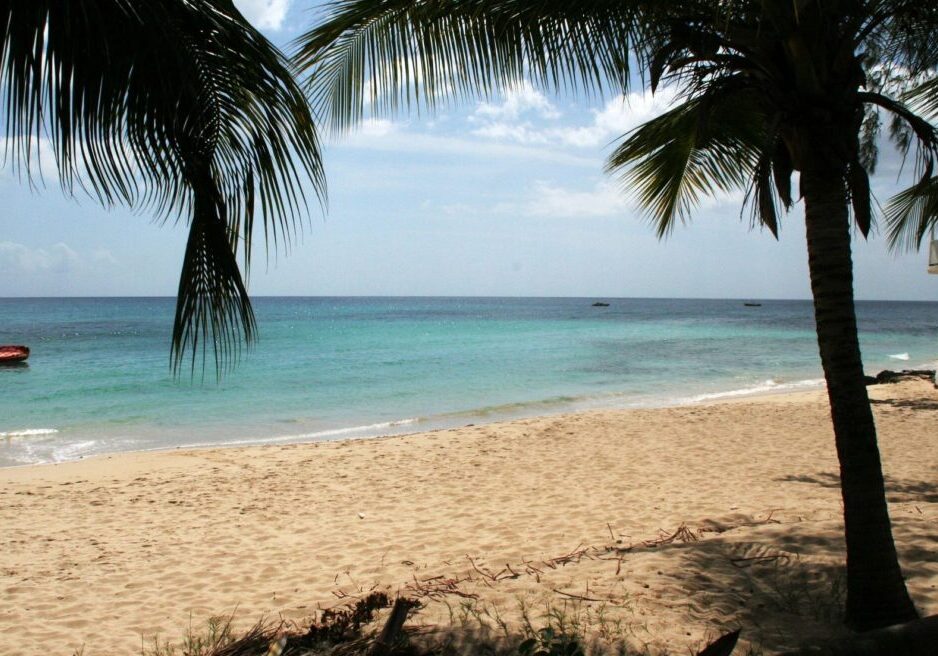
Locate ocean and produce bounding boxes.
[1,297,936,467]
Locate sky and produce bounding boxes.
[0,1,936,301]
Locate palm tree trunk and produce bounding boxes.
[801,165,918,630]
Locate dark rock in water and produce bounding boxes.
[592,302,610,307]
[866,369,936,386]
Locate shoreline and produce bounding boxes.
[0,374,833,470]
[2,378,936,655]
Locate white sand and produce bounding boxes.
[1,380,936,654]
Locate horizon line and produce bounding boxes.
[1,294,934,303]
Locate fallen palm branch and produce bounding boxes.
[405,573,479,600]
[641,523,699,547]
[327,514,785,608]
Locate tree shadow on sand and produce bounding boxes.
[642,505,936,652]
[870,397,938,411]
[778,471,938,504]
[643,525,850,652]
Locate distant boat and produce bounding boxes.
[592,302,610,307]
[0,345,29,364]
[743,302,762,307]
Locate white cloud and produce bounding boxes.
[469,87,679,149]
[0,242,82,275]
[91,249,119,266]
[495,181,630,219]
[553,88,679,148]
[470,122,549,144]
[492,176,744,221]
[473,82,561,121]
[233,0,290,30]
[356,119,398,138]
[1,136,59,183]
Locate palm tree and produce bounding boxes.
[1,0,325,375]
[295,0,938,630]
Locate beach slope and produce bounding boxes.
[1,380,936,654]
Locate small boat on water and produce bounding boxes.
[743,302,762,307]
[592,302,610,307]
[0,345,29,364]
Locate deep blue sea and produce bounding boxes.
[1,297,936,467]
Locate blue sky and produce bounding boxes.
[0,0,935,300]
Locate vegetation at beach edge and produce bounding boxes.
[109,593,763,656]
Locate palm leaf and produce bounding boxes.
[903,77,938,122]
[294,0,642,133]
[848,159,874,238]
[884,177,938,252]
[1,0,325,376]
[606,86,765,237]
[858,91,938,181]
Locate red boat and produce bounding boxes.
[0,345,29,364]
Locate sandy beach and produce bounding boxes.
[1,379,936,655]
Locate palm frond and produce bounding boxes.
[848,159,873,238]
[858,92,938,173]
[174,170,256,379]
[884,177,938,252]
[856,89,938,249]
[771,139,794,209]
[746,137,781,238]
[606,86,765,237]
[903,77,938,122]
[1,0,325,376]
[295,0,641,133]
[866,0,938,73]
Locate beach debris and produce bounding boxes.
[729,554,788,569]
[369,597,420,656]
[865,369,936,385]
[406,573,478,600]
[265,635,287,656]
[397,516,783,607]
[642,523,699,547]
[549,586,621,603]
[358,512,366,519]
[696,629,741,656]
[295,592,392,647]
[543,544,596,569]
[696,511,781,536]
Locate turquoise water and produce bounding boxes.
[1,297,936,466]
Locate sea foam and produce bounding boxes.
[0,428,59,438]
[684,378,826,403]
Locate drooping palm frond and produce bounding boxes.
[606,85,767,237]
[295,0,648,133]
[883,177,938,251]
[864,81,938,252]
[866,0,938,73]
[859,91,938,175]
[902,77,938,126]
[1,0,325,376]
